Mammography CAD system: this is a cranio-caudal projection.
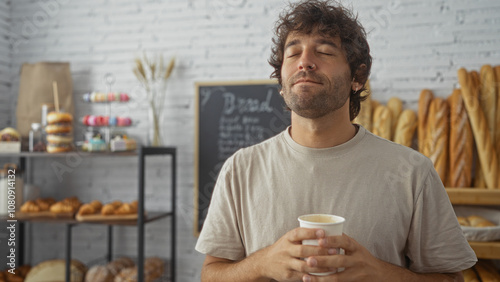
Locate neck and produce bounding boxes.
[289,104,357,148]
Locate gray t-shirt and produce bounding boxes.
[196,126,477,274]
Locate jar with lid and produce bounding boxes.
[29,123,45,152]
[0,164,24,215]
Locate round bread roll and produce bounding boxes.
[47,111,73,124]
[47,134,74,144]
[85,265,113,282]
[47,143,73,153]
[45,124,72,134]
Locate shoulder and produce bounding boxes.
[361,129,434,173]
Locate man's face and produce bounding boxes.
[280,32,353,119]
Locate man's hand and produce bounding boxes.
[301,233,463,282]
[258,227,338,281]
[201,227,338,282]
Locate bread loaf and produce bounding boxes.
[458,68,499,189]
[418,89,434,153]
[372,105,392,140]
[462,268,480,282]
[394,109,417,147]
[475,260,500,281]
[353,80,372,131]
[495,66,500,164]
[25,259,87,282]
[422,98,449,184]
[85,265,113,282]
[447,89,473,187]
[479,65,497,143]
[471,70,488,188]
[468,215,496,227]
[387,97,403,140]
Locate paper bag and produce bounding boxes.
[16,62,74,137]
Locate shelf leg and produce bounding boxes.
[171,151,176,282]
[107,225,113,262]
[65,224,73,282]
[138,147,145,282]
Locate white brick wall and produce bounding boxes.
[0,0,11,128]
[2,0,500,281]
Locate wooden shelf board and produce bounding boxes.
[469,241,500,259]
[446,188,500,205]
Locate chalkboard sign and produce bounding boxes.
[194,80,291,236]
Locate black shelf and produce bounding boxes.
[1,146,177,282]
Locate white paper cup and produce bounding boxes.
[298,214,345,276]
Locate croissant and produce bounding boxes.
[101,204,116,215]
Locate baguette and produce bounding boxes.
[462,268,480,282]
[394,109,417,147]
[495,66,500,164]
[458,68,499,189]
[475,260,500,281]
[418,89,434,153]
[479,65,497,149]
[468,215,496,227]
[447,89,473,188]
[422,98,449,184]
[387,97,403,140]
[471,70,487,188]
[353,80,372,131]
[372,105,392,140]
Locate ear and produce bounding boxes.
[351,64,369,91]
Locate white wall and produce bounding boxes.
[0,0,11,128]
[3,0,500,281]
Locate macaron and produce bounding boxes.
[108,116,117,126]
[120,93,129,102]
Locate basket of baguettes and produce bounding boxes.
[355,64,500,189]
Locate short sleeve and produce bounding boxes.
[195,156,245,261]
[405,167,477,273]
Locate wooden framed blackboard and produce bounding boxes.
[194,80,291,236]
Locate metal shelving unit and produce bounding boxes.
[0,146,177,282]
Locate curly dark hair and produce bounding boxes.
[269,0,372,120]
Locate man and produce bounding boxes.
[196,1,477,281]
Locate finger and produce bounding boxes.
[311,253,352,270]
[319,233,357,252]
[288,227,326,243]
[304,256,339,274]
[290,244,335,259]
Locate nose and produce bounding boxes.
[298,50,317,71]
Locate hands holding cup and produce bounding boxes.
[298,214,345,276]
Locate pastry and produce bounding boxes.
[101,204,116,215]
[467,215,496,227]
[20,200,40,213]
[479,65,497,143]
[24,259,87,282]
[418,89,434,153]
[457,216,469,227]
[475,260,500,281]
[107,257,135,276]
[422,98,449,184]
[85,265,113,282]
[393,109,417,147]
[462,267,480,282]
[372,105,392,140]
[115,203,137,215]
[447,89,473,188]
[458,68,499,189]
[386,97,403,140]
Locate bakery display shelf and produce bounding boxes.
[469,241,500,259]
[5,146,177,282]
[5,211,171,225]
[446,188,500,205]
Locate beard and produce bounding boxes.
[282,70,351,119]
